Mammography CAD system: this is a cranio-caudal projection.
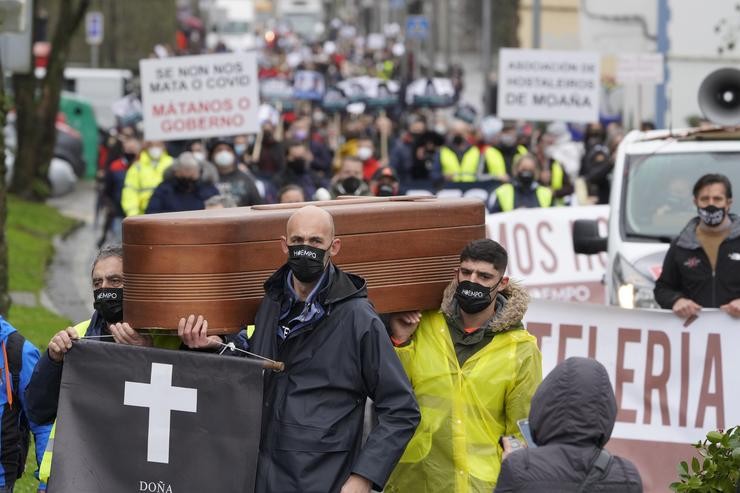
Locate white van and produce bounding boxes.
[573,127,740,308]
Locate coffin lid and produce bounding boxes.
[123,196,485,245]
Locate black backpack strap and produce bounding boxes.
[577,448,612,493]
[5,331,31,479]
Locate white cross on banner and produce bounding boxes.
[124,363,198,463]
[50,340,264,492]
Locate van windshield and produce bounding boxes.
[623,152,740,240]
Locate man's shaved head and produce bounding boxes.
[286,205,335,239]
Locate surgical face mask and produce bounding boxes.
[93,287,124,324]
[499,134,516,147]
[293,129,309,140]
[357,146,373,161]
[518,170,535,188]
[234,144,247,156]
[192,151,206,162]
[455,279,498,314]
[288,244,328,283]
[697,205,727,227]
[214,151,235,168]
[148,147,163,160]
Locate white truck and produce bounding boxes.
[207,0,257,52]
[275,0,324,40]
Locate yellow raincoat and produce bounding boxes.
[121,150,173,216]
[386,281,542,493]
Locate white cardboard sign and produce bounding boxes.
[616,53,665,85]
[497,48,601,123]
[140,52,260,141]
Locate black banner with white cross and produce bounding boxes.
[49,340,264,493]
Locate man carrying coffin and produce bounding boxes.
[181,205,420,492]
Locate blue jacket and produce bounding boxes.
[0,316,51,487]
[145,178,219,214]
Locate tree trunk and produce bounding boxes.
[8,73,38,199]
[0,57,11,316]
[10,0,90,201]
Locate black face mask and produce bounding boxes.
[697,205,727,226]
[455,278,501,314]
[93,287,124,324]
[288,159,306,174]
[288,244,328,283]
[518,170,535,188]
[339,176,363,195]
[452,135,465,147]
[123,152,137,163]
[377,184,396,197]
[175,177,197,192]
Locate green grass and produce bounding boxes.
[7,195,79,292]
[4,195,78,492]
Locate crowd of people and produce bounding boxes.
[95,20,634,246]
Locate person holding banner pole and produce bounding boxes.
[654,173,740,319]
[187,206,420,493]
[385,239,542,492]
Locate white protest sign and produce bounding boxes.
[497,48,601,123]
[525,300,738,492]
[140,52,259,141]
[487,206,608,303]
[616,53,665,85]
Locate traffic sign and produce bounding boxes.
[405,15,429,41]
[85,11,104,45]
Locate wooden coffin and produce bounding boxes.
[122,196,485,334]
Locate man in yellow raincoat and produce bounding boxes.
[386,239,542,492]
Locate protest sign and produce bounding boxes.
[526,300,738,493]
[50,341,264,493]
[140,52,260,141]
[486,205,609,303]
[497,48,601,122]
[616,53,665,85]
[293,70,326,101]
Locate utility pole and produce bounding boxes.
[482,0,492,107]
[426,0,436,77]
[655,0,670,128]
[532,0,541,48]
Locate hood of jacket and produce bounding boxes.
[529,356,616,448]
[264,263,368,307]
[440,278,529,333]
[676,214,740,249]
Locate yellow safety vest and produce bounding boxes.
[494,183,553,212]
[549,160,566,206]
[386,311,541,492]
[441,146,506,182]
[121,151,174,216]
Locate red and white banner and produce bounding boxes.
[140,52,260,141]
[526,300,739,493]
[487,206,609,303]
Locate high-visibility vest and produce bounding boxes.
[441,146,507,182]
[121,151,174,216]
[549,160,566,205]
[494,183,553,212]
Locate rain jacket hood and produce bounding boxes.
[441,278,530,334]
[530,356,617,447]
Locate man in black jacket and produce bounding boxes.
[245,205,419,492]
[495,357,643,492]
[654,173,740,319]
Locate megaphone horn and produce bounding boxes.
[698,67,740,126]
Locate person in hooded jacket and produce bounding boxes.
[145,152,219,214]
[494,357,643,493]
[181,206,420,493]
[386,239,542,492]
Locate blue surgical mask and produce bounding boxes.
[234,144,247,156]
